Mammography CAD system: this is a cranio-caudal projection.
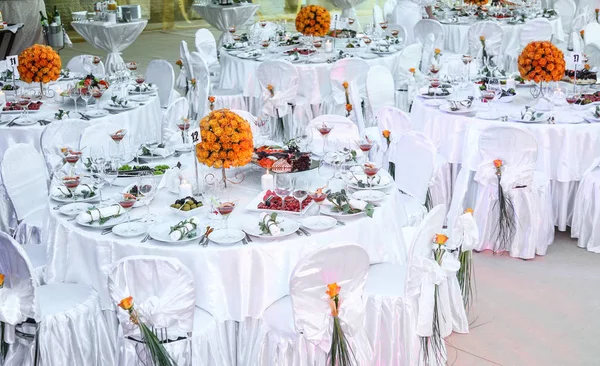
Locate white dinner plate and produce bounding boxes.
[208,229,245,245]
[570,103,594,111]
[496,94,516,103]
[59,202,96,217]
[238,52,262,60]
[51,189,99,203]
[583,112,600,123]
[13,117,39,126]
[476,111,502,120]
[2,108,42,115]
[128,85,158,95]
[83,109,110,118]
[320,205,366,218]
[76,213,125,228]
[149,223,199,244]
[112,222,148,237]
[347,174,393,190]
[301,215,337,231]
[171,143,193,152]
[424,99,446,107]
[244,218,300,239]
[508,114,547,123]
[439,103,476,114]
[359,53,378,59]
[352,190,386,203]
[104,102,140,112]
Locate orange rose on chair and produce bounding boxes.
[118,296,133,311]
[0,273,4,288]
[434,234,448,245]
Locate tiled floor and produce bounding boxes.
[58,20,600,366]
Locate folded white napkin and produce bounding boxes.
[51,184,95,197]
[158,167,183,191]
[349,199,368,211]
[79,205,122,223]
[140,147,169,157]
[169,216,201,241]
[260,212,281,236]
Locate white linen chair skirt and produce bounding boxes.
[389,1,422,45]
[571,165,600,253]
[3,284,116,366]
[211,89,247,113]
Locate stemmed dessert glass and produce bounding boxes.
[108,129,127,162]
[316,123,333,155]
[177,119,191,145]
[430,78,441,103]
[135,74,145,95]
[293,178,309,217]
[362,162,380,187]
[308,178,328,225]
[215,198,239,238]
[114,193,137,233]
[92,87,104,109]
[65,150,81,174]
[62,175,81,202]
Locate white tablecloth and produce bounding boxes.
[441,17,564,55]
[71,20,148,73]
[220,50,403,105]
[410,85,600,229]
[191,4,260,46]
[44,161,406,322]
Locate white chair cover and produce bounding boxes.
[188,51,211,119]
[162,97,190,144]
[366,65,395,116]
[570,13,590,52]
[39,119,91,176]
[414,19,444,69]
[373,4,384,25]
[194,28,219,69]
[383,0,397,21]
[257,60,298,119]
[329,0,363,29]
[364,205,450,366]
[471,126,554,259]
[519,18,553,46]
[389,1,423,45]
[555,0,577,37]
[571,156,600,253]
[65,55,105,76]
[467,21,503,56]
[585,43,600,67]
[253,242,372,365]
[388,24,408,44]
[0,232,115,366]
[370,106,411,168]
[306,115,360,153]
[329,58,370,135]
[230,109,259,142]
[393,132,436,204]
[1,144,48,244]
[583,21,600,48]
[249,21,278,42]
[393,43,423,111]
[146,60,175,109]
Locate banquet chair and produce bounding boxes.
[366,65,396,122]
[80,122,135,162]
[194,28,220,77]
[0,231,115,366]
[394,43,423,112]
[554,0,577,46]
[250,242,372,365]
[414,19,445,73]
[363,204,451,366]
[230,109,260,143]
[39,119,91,178]
[180,40,205,119]
[1,144,48,245]
[162,97,190,145]
[392,131,436,227]
[571,157,600,253]
[65,54,105,76]
[467,21,503,58]
[257,59,313,141]
[306,115,360,155]
[366,106,412,168]
[584,43,600,66]
[190,51,246,116]
[383,0,397,22]
[145,60,177,109]
[373,3,384,25]
[583,21,600,48]
[108,255,229,366]
[468,126,554,259]
[326,58,370,135]
[569,13,591,52]
[389,2,421,45]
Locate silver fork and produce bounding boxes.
[140,234,150,243]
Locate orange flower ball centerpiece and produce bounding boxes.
[295,5,331,37]
[518,41,565,100]
[17,44,61,98]
[196,109,253,188]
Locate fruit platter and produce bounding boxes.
[246,190,314,215]
[253,143,318,174]
[3,101,43,112]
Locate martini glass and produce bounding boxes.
[216,199,239,239]
[362,162,380,187]
[177,119,191,144]
[62,175,81,202]
[65,150,82,174]
[293,178,309,217]
[308,179,328,225]
[316,123,333,155]
[92,87,104,109]
[108,129,127,162]
[356,137,375,160]
[114,193,137,233]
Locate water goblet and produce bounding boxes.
[104,159,119,188]
[69,86,81,114]
[293,178,309,216]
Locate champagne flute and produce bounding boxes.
[293,178,309,216]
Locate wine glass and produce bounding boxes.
[137,172,157,222]
[90,162,106,203]
[566,88,579,108]
[62,175,81,202]
[484,54,499,78]
[275,174,292,202]
[461,54,474,86]
[65,150,81,174]
[318,152,338,183]
[293,178,309,217]
[484,78,500,113]
[16,88,32,121]
[228,25,236,34]
[430,78,441,103]
[113,193,137,233]
[82,55,94,75]
[316,123,333,155]
[135,74,145,95]
[104,159,119,188]
[177,118,191,145]
[255,115,271,145]
[296,129,313,152]
[69,86,81,114]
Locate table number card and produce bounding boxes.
[6,55,18,68]
[189,127,201,145]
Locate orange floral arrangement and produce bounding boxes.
[517,41,565,83]
[17,44,61,84]
[295,5,331,37]
[464,0,488,6]
[196,109,253,170]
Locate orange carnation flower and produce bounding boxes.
[326,282,340,298]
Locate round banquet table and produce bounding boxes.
[191,4,260,46]
[219,49,404,105]
[410,85,600,230]
[71,20,148,73]
[440,17,564,55]
[44,158,406,322]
